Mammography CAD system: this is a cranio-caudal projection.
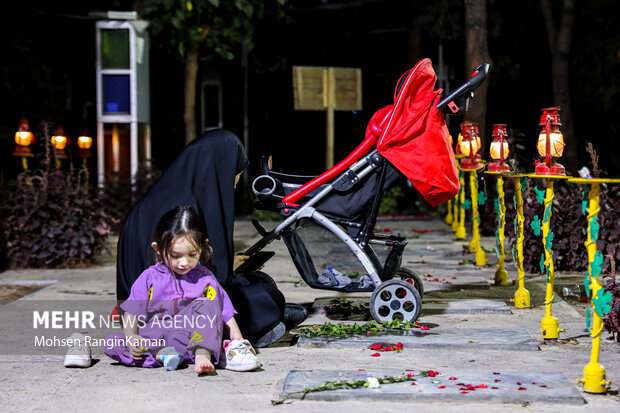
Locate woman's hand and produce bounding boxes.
[233,254,249,272]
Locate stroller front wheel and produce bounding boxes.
[370,279,422,323]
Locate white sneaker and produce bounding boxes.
[64,333,92,368]
[224,339,260,372]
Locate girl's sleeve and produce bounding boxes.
[120,269,151,317]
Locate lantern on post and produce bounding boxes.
[488,124,511,173]
[535,107,565,176]
[458,121,482,170]
[51,125,69,159]
[13,119,35,170]
[77,129,93,166]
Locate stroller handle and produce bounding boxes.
[436,62,490,110]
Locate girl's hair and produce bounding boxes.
[152,205,214,271]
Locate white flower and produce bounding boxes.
[366,377,381,389]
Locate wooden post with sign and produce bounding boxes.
[293,66,362,169]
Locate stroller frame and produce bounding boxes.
[243,60,490,323]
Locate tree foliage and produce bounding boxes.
[143,0,287,61]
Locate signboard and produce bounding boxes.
[293,66,362,168]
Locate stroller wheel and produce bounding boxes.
[395,268,424,298]
[370,280,422,323]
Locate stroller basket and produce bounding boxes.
[282,218,405,293]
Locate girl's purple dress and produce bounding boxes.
[104,262,237,367]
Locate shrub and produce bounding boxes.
[1,126,114,268]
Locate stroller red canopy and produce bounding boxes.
[372,59,459,206]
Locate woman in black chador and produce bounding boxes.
[116,129,303,346]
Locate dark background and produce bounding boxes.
[1,0,619,185]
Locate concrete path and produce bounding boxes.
[1,218,619,412]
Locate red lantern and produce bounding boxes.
[51,125,69,158]
[488,124,511,173]
[13,119,35,156]
[459,121,482,169]
[534,107,565,176]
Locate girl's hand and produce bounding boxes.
[126,334,148,359]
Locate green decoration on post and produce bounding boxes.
[540,253,546,274]
[591,251,604,277]
[543,204,551,224]
[581,191,588,215]
[590,216,599,242]
[592,290,613,317]
[478,191,487,205]
[534,186,545,204]
[586,307,591,333]
[494,199,500,215]
[584,272,591,297]
[545,230,554,251]
[520,176,528,191]
[463,199,472,210]
[531,215,542,236]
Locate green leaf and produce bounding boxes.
[534,186,545,204]
[591,251,604,277]
[530,215,542,236]
[589,216,599,242]
[545,230,554,251]
[592,289,613,317]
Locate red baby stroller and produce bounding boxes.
[242,58,489,323]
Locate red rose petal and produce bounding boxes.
[493,372,500,375]
[358,369,365,371]
[475,384,487,389]
[407,372,415,377]
[539,385,547,388]
[494,379,501,383]
[411,382,417,385]
[371,352,381,357]
[428,371,436,377]
[517,382,522,385]
[370,344,382,350]
[438,386,445,389]
[461,391,469,394]
[366,331,372,336]
[518,387,527,391]
[449,377,458,380]
[491,386,499,390]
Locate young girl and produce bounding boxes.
[104,205,259,374]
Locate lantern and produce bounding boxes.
[13,119,35,157]
[77,135,93,150]
[535,107,566,176]
[77,129,93,161]
[488,124,511,173]
[459,121,482,169]
[51,125,69,158]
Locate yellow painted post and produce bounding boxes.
[512,175,530,308]
[22,157,29,170]
[452,192,459,233]
[494,175,508,285]
[570,179,619,393]
[532,175,569,339]
[455,171,467,239]
[445,198,454,224]
[469,171,487,266]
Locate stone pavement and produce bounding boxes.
[0,217,619,412]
